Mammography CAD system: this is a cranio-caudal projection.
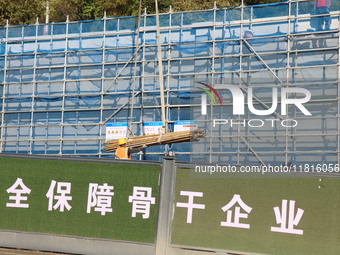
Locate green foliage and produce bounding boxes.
[49,0,82,22]
[80,0,100,20]
[1,0,284,25]
[0,0,45,26]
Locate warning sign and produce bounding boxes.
[143,122,164,136]
[105,123,128,141]
[174,121,198,132]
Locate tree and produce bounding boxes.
[94,0,134,17]
[0,0,45,26]
[0,0,284,26]
[49,0,82,22]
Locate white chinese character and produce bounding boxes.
[271,200,304,235]
[87,183,114,216]
[6,178,31,208]
[176,191,205,224]
[128,187,156,219]
[220,194,252,229]
[46,180,72,212]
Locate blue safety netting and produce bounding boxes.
[0,0,339,164]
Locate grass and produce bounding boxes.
[0,157,160,243]
[171,168,340,255]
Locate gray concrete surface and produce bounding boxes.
[0,248,73,255]
[0,230,155,255]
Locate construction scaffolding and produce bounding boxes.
[0,0,339,164]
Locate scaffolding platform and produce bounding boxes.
[0,0,339,165]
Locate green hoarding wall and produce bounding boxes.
[1,156,339,255]
[172,168,340,255]
[0,157,160,243]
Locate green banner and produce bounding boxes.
[172,168,340,255]
[0,157,160,243]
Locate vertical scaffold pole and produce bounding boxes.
[286,0,292,166]
[59,16,69,156]
[337,19,340,164]
[99,12,107,157]
[28,18,39,154]
[155,0,167,131]
[45,0,50,24]
[128,1,143,138]
[238,0,244,165]
[0,20,9,153]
